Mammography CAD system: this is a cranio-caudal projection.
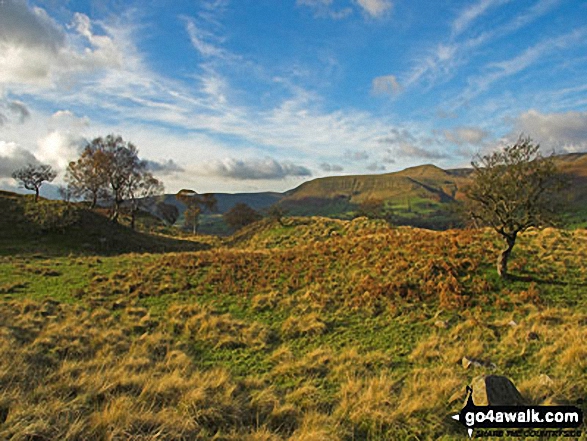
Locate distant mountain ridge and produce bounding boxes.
[159,192,283,214]
[158,152,587,230]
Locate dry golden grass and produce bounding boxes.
[281,313,327,338]
[1,223,586,439]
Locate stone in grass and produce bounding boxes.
[471,375,526,406]
[462,356,496,370]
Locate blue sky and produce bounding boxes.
[1,0,586,194]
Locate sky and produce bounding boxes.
[1,0,586,195]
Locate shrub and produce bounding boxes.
[21,199,80,232]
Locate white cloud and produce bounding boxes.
[320,162,344,172]
[0,99,30,125]
[144,159,185,176]
[0,141,39,178]
[366,162,385,171]
[0,1,400,187]
[372,75,402,95]
[344,150,370,161]
[0,2,123,88]
[378,128,449,160]
[393,144,448,160]
[0,0,64,51]
[36,131,86,171]
[355,0,392,18]
[201,157,312,180]
[514,109,587,152]
[0,1,477,194]
[50,110,90,131]
[444,127,489,145]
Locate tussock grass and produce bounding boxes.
[0,220,586,439]
[281,313,327,338]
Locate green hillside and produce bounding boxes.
[145,152,587,232]
[277,164,466,227]
[277,153,587,227]
[0,215,586,440]
[284,164,462,203]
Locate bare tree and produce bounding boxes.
[464,136,567,278]
[127,171,164,230]
[12,164,57,202]
[65,143,109,208]
[99,135,143,222]
[67,135,165,225]
[176,189,218,234]
[156,202,180,226]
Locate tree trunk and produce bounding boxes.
[34,187,39,202]
[111,200,121,223]
[497,234,517,279]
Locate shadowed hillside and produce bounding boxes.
[0,191,211,256]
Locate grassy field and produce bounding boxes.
[0,194,586,439]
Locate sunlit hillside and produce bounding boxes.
[160,152,587,232]
[0,211,585,440]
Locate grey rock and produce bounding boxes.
[471,375,526,406]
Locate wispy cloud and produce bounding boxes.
[297,0,391,19]
[355,0,392,18]
[296,0,353,19]
[372,75,402,95]
[344,150,370,161]
[458,27,587,104]
[401,0,562,90]
[451,0,511,37]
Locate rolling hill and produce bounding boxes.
[152,152,587,232]
[0,191,210,256]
